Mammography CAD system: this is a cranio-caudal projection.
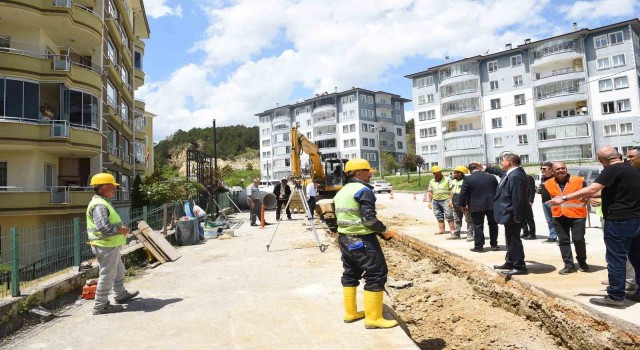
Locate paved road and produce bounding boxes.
[2,216,417,350]
[377,191,640,326]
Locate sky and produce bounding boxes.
[139,0,640,142]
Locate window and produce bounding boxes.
[594,35,608,49]
[427,110,435,119]
[342,125,349,133]
[612,54,625,67]
[367,110,374,117]
[305,105,311,113]
[134,51,142,70]
[520,155,530,164]
[510,55,522,66]
[369,138,375,147]
[513,75,523,86]
[599,79,613,92]
[395,102,401,110]
[617,99,631,112]
[396,128,402,136]
[107,80,117,106]
[494,137,503,147]
[430,144,438,153]
[491,118,502,129]
[343,139,356,148]
[514,94,525,105]
[620,122,633,135]
[3,79,39,119]
[350,124,355,132]
[490,80,499,90]
[418,95,426,105]
[418,111,426,121]
[602,101,615,114]
[0,162,7,188]
[609,31,623,45]
[538,123,590,141]
[360,95,367,103]
[597,57,610,70]
[367,96,373,104]
[362,138,369,146]
[427,94,434,103]
[306,119,311,126]
[518,134,528,145]
[490,99,501,110]
[604,124,617,136]
[614,76,628,89]
[427,127,437,137]
[107,38,117,63]
[556,109,576,118]
[397,141,403,150]
[516,114,527,125]
[487,61,498,72]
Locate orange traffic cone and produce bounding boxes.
[413,193,416,200]
[259,204,266,229]
[389,191,394,200]
[422,193,427,202]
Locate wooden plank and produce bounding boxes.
[138,221,181,262]
[132,229,167,264]
[135,222,170,262]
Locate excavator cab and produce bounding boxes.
[324,158,348,188]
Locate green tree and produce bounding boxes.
[130,175,146,210]
[405,118,416,155]
[381,152,398,176]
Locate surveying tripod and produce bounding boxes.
[266,183,328,252]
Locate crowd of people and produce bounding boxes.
[422,146,640,309]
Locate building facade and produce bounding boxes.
[0,0,153,229]
[256,88,410,181]
[408,19,640,169]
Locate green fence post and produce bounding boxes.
[73,218,81,267]
[143,206,148,223]
[10,227,20,297]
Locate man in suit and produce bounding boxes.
[520,175,537,240]
[473,154,529,275]
[458,163,499,252]
[273,178,292,221]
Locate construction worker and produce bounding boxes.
[334,158,397,329]
[545,163,589,274]
[451,165,473,240]
[427,165,455,235]
[87,173,139,315]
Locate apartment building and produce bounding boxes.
[0,0,152,229]
[408,19,640,169]
[256,88,410,181]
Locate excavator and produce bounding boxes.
[290,127,348,231]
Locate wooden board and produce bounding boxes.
[138,221,181,262]
[133,229,167,264]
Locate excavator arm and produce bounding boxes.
[290,127,326,184]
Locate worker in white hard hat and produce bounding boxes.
[334,158,397,329]
[87,173,139,315]
[427,165,455,235]
[451,165,473,240]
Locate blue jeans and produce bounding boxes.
[603,219,640,301]
[432,199,453,222]
[542,202,557,240]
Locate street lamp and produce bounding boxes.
[376,126,383,179]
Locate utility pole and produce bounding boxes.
[213,119,219,217]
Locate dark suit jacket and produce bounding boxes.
[273,183,291,200]
[457,171,498,213]
[527,175,535,203]
[486,167,528,225]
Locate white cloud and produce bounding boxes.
[142,0,562,141]
[559,0,638,21]
[144,0,183,19]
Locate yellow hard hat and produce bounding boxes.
[90,173,119,186]
[431,165,442,173]
[454,165,469,174]
[345,158,373,173]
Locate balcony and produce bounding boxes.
[532,69,585,87]
[0,48,102,96]
[0,186,95,214]
[534,88,587,108]
[531,38,583,67]
[536,113,589,128]
[442,127,483,140]
[134,68,145,89]
[0,119,101,157]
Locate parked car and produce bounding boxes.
[259,180,280,193]
[568,166,602,186]
[372,180,393,193]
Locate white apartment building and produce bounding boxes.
[408,19,640,169]
[256,88,410,181]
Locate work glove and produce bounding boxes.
[428,202,433,209]
[378,229,395,241]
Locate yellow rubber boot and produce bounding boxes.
[363,290,398,329]
[343,287,365,323]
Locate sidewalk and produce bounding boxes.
[377,192,640,327]
[2,214,417,350]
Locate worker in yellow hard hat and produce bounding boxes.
[427,165,455,235]
[451,165,473,240]
[333,158,397,329]
[87,173,139,315]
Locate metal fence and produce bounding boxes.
[0,203,176,299]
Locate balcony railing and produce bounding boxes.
[122,153,132,164]
[0,186,93,204]
[107,143,120,157]
[0,40,102,74]
[532,39,581,59]
[535,85,585,101]
[534,67,583,81]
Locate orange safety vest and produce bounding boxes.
[545,176,587,218]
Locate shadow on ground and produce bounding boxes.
[525,260,556,274]
[125,297,183,313]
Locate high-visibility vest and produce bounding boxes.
[545,176,587,218]
[86,196,126,247]
[429,177,450,201]
[334,182,374,235]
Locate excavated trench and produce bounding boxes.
[369,231,640,350]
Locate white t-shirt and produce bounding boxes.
[306,183,317,197]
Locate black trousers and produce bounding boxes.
[307,196,316,218]
[504,222,526,270]
[276,199,291,220]
[338,233,388,291]
[553,216,586,268]
[522,204,536,236]
[471,210,498,248]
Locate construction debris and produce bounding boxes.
[134,221,181,264]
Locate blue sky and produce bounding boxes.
[139,0,640,142]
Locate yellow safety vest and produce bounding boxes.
[429,177,450,201]
[334,182,374,236]
[86,196,126,247]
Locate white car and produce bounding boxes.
[372,180,393,193]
